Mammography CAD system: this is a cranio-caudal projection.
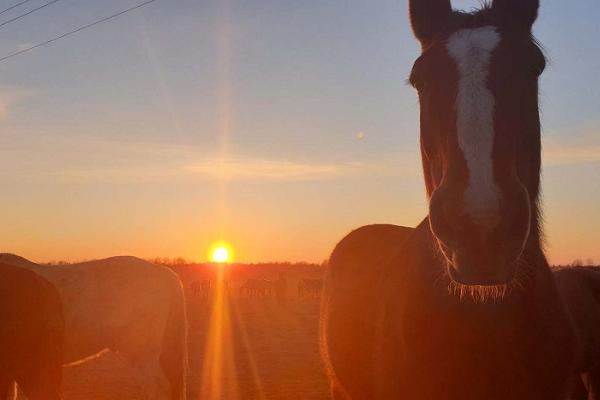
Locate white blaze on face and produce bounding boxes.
[447,26,501,227]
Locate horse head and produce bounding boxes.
[409,0,545,288]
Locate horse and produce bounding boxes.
[261,279,276,296]
[274,273,288,304]
[190,279,212,298]
[320,1,578,399]
[0,254,188,400]
[554,267,600,399]
[0,262,64,399]
[239,278,274,297]
[298,278,322,298]
[239,278,260,296]
[190,279,202,296]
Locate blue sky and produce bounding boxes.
[0,0,598,263]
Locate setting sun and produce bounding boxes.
[209,242,233,263]
[212,247,229,263]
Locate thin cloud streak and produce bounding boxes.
[34,156,420,184]
[184,158,367,181]
[543,145,600,166]
[543,121,600,166]
[0,86,32,121]
[42,159,375,183]
[0,129,421,183]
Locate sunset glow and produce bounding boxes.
[0,1,597,268]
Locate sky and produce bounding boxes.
[0,0,598,264]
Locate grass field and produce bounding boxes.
[40,271,330,400]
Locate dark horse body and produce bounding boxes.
[321,1,578,398]
[554,267,600,399]
[0,262,64,399]
[322,223,576,399]
[322,221,575,400]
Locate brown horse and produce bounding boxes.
[0,262,64,399]
[554,267,600,399]
[239,278,273,297]
[274,273,288,304]
[298,278,323,298]
[191,279,212,298]
[321,1,578,399]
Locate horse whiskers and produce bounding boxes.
[447,280,509,303]
[444,260,536,304]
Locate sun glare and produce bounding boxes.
[210,242,232,263]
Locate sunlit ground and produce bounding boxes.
[198,271,258,399]
[190,269,325,400]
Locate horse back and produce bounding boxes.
[320,224,415,399]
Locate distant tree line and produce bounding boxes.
[44,260,72,266]
[147,257,326,269]
[553,259,596,268]
[39,257,328,268]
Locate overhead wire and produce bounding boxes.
[0,0,63,30]
[0,0,159,64]
[0,0,33,17]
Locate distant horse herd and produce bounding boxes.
[1,1,598,400]
[189,275,322,301]
[298,278,323,298]
[239,278,276,297]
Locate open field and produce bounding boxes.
[22,266,329,400]
[186,286,328,400]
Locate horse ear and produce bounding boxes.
[492,0,539,30]
[409,0,453,46]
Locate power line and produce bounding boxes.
[0,0,33,17]
[0,0,63,30]
[0,0,159,64]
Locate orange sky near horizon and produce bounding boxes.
[0,0,598,267]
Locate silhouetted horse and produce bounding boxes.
[321,1,578,399]
[274,273,288,304]
[239,278,275,297]
[0,262,64,399]
[555,267,600,399]
[239,278,255,296]
[0,254,187,400]
[298,278,323,298]
[239,278,266,297]
[191,279,212,298]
